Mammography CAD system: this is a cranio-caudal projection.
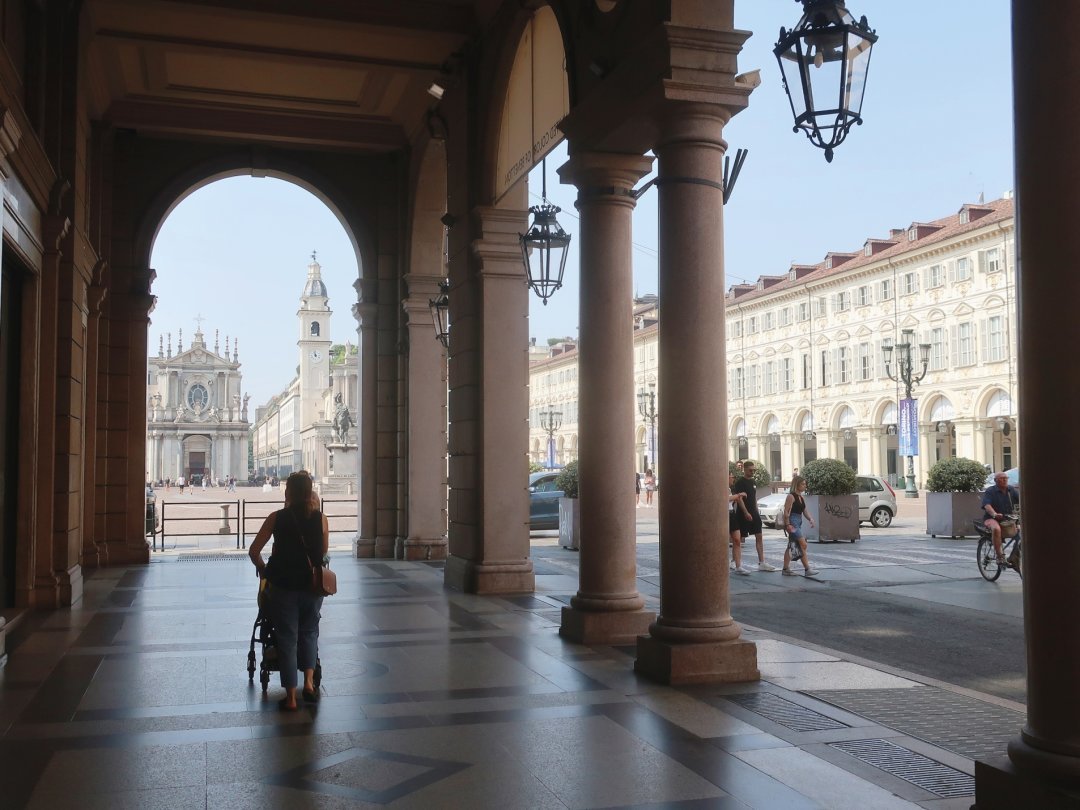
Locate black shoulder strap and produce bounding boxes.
[282,508,320,567]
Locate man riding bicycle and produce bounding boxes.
[981,472,1020,567]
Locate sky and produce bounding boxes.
[150,0,1013,408]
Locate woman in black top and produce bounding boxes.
[249,471,330,710]
[781,475,818,578]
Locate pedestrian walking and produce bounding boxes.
[781,475,818,577]
[731,461,776,571]
[635,472,641,508]
[202,475,208,491]
[165,477,171,491]
[177,475,186,495]
[729,470,753,575]
[643,469,656,507]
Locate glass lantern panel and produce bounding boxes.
[843,33,874,116]
[777,41,809,120]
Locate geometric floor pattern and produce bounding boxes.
[0,554,1012,808]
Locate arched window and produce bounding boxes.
[310,321,321,336]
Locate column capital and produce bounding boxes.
[403,272,444,302]
[557,151,654,197]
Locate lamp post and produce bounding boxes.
[774,0,878,162]
[637,383,658,474]
[883,328,931,498]
[539,405,562,469]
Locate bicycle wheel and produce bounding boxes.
[977,537,1002,582]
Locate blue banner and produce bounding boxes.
[899,398,918,456]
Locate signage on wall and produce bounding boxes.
[494,8,570,202]
[899,398,919,456]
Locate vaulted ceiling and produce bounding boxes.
[84,0,481,151]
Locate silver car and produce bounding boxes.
[855,474,897,528]
[757,491,789,528]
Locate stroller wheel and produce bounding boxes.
[247,650,256,678]
[260,669,270,692]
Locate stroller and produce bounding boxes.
[247,575,322,692]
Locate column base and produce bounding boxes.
[635,635,759,685]
[976,755,1080,808]
[105,542,150,566]
[354,534,376,558]
[374,535,396,559]
[398,537,448,561]
[560,606,655,645]
[444,555,534,594]
[56,564,83,607]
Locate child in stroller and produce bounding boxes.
[247,575,322,692]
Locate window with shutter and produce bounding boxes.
[956,256,971,281]
[880,279,893,300]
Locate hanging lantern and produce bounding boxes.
[774,0,877,162]
[519,159,571,305]
[429,278,449,347]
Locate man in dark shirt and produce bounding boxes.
[731,461,776,572]
[981,472,1020,565]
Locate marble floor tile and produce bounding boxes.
[32,741,207,795]
[734,746,922,809]
[27,784,207,810]
[759,661,920,692]
[632,691,761,739]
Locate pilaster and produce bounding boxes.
[443,205,533,595]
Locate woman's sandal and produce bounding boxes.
[278,698,299,712]
[302,688,319,703]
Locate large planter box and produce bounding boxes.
[559,497,580,550]
[803,494,861,543]
[926,491,985,538]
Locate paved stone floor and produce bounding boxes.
[0,549,1013,809]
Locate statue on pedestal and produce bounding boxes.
[332,392,354,443]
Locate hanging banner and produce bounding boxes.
[899,398,918,456]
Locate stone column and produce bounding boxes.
[443,206,534,594]
[635,106,758,684]
[399,275,448,561]
[556,150,655,643]
[975,2,1080,801]
[352,281,378,556]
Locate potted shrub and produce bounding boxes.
[801,458,860,543]
[555,460,580,550]
[926,457,988,538]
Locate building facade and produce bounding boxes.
[250,256,358,482]
[530,198,1018,487]
[146,326,249,484]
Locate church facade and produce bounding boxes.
[146,326,250,484]
[251,256,358,485]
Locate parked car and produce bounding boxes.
[983,467,1020,491]
[757,491,789,528]
[854,474,897,527]
[528,471,563,530]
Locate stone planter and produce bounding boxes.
[926,491,985,538]
[803,494,860,543]
[559,497,580,550]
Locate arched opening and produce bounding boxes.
[147,175,361,550]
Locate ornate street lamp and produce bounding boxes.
[519,159,571,305]
[637,383,659,473]
[883,329,931,498]
[428,278,449,347]
[774,0,878,162]
[539,405,563,469]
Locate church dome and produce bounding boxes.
[302,253,328,299]
[304,277,327,297]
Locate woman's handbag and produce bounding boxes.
[311,562,337,597]
[293,509,337,596]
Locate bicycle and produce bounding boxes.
[975,514,1022,582]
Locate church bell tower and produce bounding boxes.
[298,252,333,428]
